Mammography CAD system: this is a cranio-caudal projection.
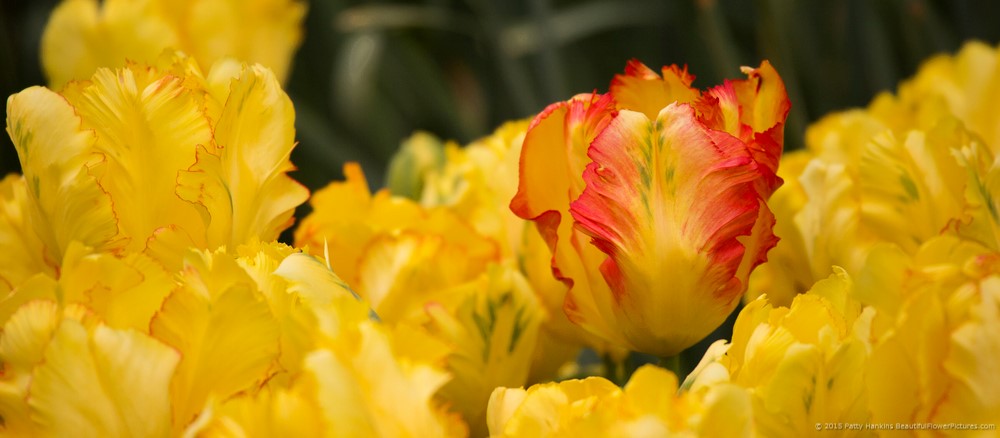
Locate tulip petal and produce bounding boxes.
[510,93,616,221]
[6,87,121,261]
[150,258,280,429]
[508,93,620,351]
[178,65,308,249]
[40,0,178,88]
[610,60,699,121]
[732,61,790,196]
[569,104,774,355]
[0,174,52,293]
[27,306,179,437]
[68,66,213,254]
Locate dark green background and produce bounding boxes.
[3,0,1000,190]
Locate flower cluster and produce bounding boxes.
[2,1,999,435]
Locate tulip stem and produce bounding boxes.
[659,355,682,379]
[602,353,629,386]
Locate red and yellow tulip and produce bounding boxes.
[511,61,790,356]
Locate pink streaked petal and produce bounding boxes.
[570,103,769,308]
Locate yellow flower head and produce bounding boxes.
[751,41,1000,308]
[870,41,1000,155]
[700,268,872,436]
[41,0,306,88]
[424,264,545,436]
[856,236,1000,425]
[178,245,467,438]
[296,163,499,322]
[298,164,551,434]
[751,113,993,308]
[0,238,462,436]
[0,302,179,436]
[391,122,597,355]
[488,364,752,437]
[5,53,308,272]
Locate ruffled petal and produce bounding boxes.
[569,104,774,355]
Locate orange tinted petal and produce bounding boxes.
[569,104,774,355]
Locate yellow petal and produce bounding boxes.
[305,322,465,437]
[295,163,425,280]
[68,66,212,254]
[56,242,174,332]
[0,300,61,375]
[6,86,120,261]
[183,0,306,84]
[41,0,305,87]
[28,312,179,437]
[150,268,280,429]
[177,65,307,249]
[426,264,544,436]
[0,274,58,329]
[0,174,52,293]
[183,387,324,438]
[40,0,178,88]
[609,61,699,121]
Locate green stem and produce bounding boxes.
[602,353,629,386]
[659,354,682,378]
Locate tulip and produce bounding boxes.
[487,364,751,437]
[41,0,305,87]
[692,268,871,436]
[856,236,1000,426]
[5,53,308,273]
[511,61,790,356]
[0,301,178,437]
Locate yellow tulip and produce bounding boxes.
[0,237,465,436]
[488,364,752,437]
[182,245,467,437]
[751,42,1000,308]
[511,61,790,357]
[751,117,992,306]
[5,53,308,272]
[296,163,497,312]
[856,236,1000,427]
[0,301,179,437]
[696,268,872,437]
[398,121,596,363]
[41,0,305,88]
[869,41,1000,155]
[298,164,549,433]
[424,264,544,437]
